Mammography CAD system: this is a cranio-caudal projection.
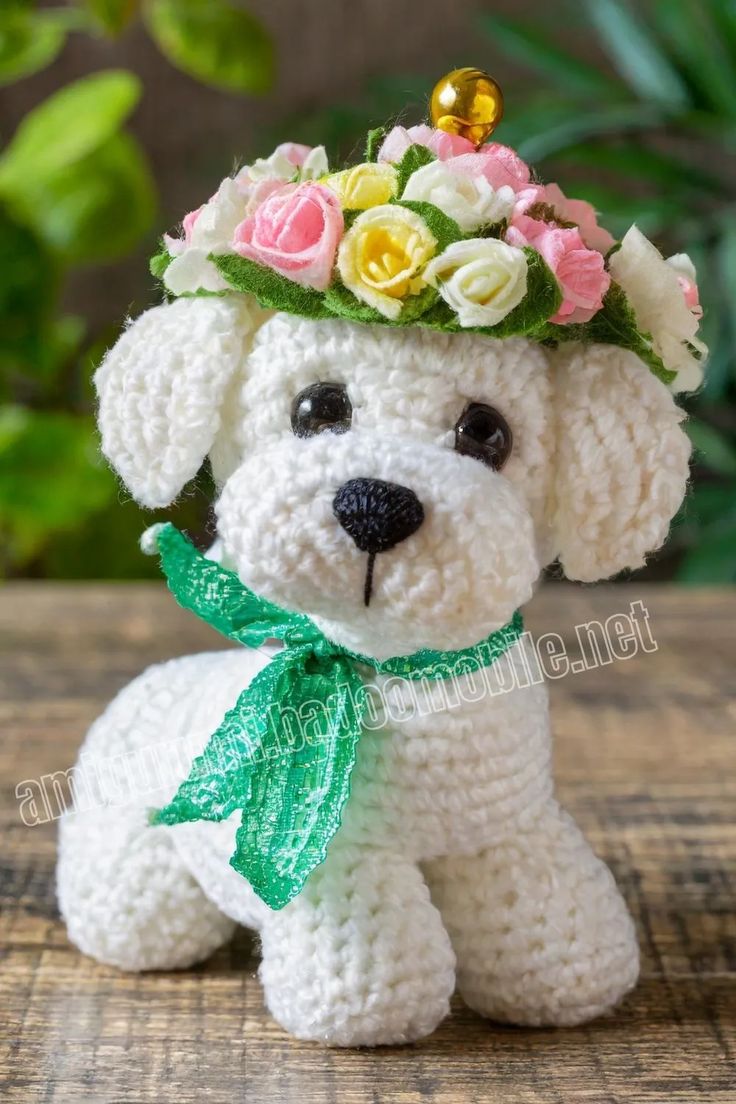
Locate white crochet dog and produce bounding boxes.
[58,294,691,1045]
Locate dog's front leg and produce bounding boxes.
[257,840,456,1046]
[424,798,639,1027]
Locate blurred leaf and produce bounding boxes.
[0,409,115,570]
[144,0,274,94]
[683,482,736,529]
[44,490,212,578]
[683,238,732,402]
[0,200,57,392]
[557,141,722,195]
[85,0,140,35]
[11,131,156,263]
[651,0,736,118]
[711,0,736,56]
[511,101,663,163]
[0,404,29,451]
[584,0,690,109]
[678,524,736,583]
[717,212,736,379]
[0,9,66,86]
[687,417,736,476]
[478,13,621,98]
[0,70,141,189]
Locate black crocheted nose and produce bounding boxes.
[333,478,425,555]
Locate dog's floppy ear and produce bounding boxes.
[551,343,691,582]
[95,295,264,507]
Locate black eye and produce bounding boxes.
[291,382,352,438]
[454,402,512,471]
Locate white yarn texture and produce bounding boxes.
[58,300,691,1046]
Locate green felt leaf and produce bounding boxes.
[211,253,333,319]
[364,126,385,163]
[341,208,363,232]
[150,247,173,279]
[323,279,439,327]
[0,70,141,191]
[395,199,463,252]
[144,0,274,95]
[551,280,676,385]
[394,143,435,196]
[322,281,388,326]
[0,9,66,86]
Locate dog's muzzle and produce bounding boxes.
[332,477,425,606]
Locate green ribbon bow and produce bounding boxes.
[150,523,523,910]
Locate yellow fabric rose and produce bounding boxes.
[337,205,437,320]
[325,163,397,210]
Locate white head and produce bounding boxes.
[96,295,691,658]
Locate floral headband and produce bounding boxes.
[151,68,706,393]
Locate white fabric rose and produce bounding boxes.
[402,161,515,232]
[164,178,246,295]
[609,226,706,392]
[424,239,528,328]
[245,144,328,183]
[666,252,697,282]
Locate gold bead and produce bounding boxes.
[430,67,504,147]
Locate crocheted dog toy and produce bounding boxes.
[58,69,704,1046]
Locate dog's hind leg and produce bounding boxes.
[58,802,235,970]
[424,798,639,1027]
[57,651,265,970]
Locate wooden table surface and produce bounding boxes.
[1,583,734,1103]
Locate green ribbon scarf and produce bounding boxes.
[150,524,523,910]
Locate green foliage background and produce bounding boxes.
[2,0,735,582]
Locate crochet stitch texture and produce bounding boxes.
[58,93,699,1044]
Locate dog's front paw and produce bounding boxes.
[258,844,455,1046]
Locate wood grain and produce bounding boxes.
[1,584,734,1103]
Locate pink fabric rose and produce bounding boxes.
[239,175,285,214]
[232,182,343,290]
[182,206,203,243]
[163,205,203,255]
[512,183,614,255]
[449,143,531,193]
[512,184,545,218]
[378,124,475,163]
[673,272,702,319]
[543,183,615,254]
[507,215,610,324]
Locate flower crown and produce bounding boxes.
[151,68,705,393]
